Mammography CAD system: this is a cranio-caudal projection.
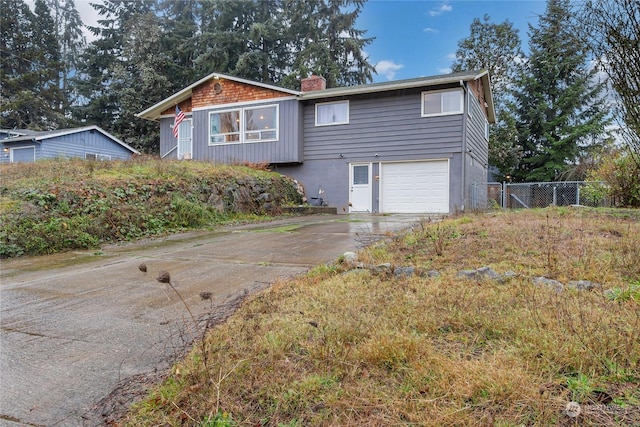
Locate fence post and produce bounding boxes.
[502,182,506,209]
[552,187,557,206]
[576,185,580,205]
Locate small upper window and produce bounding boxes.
[316,101,349,126]
[421,88,464,117]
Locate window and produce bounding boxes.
[210,109,240,143]
[209,105,278,145]
[245,105,278,141]
[315,101,349,126]
[85,153,111,161]
[421,88,463,117]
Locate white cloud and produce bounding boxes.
[446,52,457,61]
[429,3,452,17]
[376,60,404,80]
[437,67,452,75]
[423,27,439,33]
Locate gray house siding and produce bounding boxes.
[159,99,303,164]
[284,87,466,212]
[303,90,464,162]
[463,89,490,208]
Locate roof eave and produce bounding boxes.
[298,71,485,100]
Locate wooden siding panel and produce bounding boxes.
[303,94,464,162]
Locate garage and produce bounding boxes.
[380,160,449,213]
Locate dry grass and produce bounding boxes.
[124,208,640,427]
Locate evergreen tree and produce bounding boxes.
[281,0,374,89]
[512,0,610,182]
[159,0,200,90]
[74,0,159,143]
[109,11,171,152]
[0,0,64,129]
[451,14,524,180]
[46,0,85,115]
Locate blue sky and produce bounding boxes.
[358,0,548,82]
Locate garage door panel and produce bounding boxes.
[380,161,449,213]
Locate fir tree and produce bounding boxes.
[0,0,64,129]
[452,14,524,180]
[512,0,610,182]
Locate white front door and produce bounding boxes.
[349,163,372,212]
[177,119,192,160]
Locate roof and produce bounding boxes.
[137,70,495,124]
[136,72,301,121]
[1,125,140,154]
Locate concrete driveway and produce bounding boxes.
[0,214,426,426]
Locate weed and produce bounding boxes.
[124,208,640,426]
[0,158,303,257]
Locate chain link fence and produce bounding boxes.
[471,181,613,209]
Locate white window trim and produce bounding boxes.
[315,100,349,126]
[421,88,464,118]
[484,120,490,141]
[85,153,112,161]
[244,104,279,143]
[208,104,279,146]
[467,89,474,118]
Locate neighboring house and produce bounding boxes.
[0,125,140,164]
[137,70,495,214]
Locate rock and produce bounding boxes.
[457,266,500,280]
[532,276,564,292]
[342,251,358,264]
[565,401,581,418]
[457,269,479,279]
[394,266,415,278]
[476,266,501,280]
[373,263,392,275]
[567,280,598,291]
[427,270,440,278]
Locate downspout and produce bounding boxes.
[460,80,467,212]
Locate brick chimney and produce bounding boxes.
[301,75,326,92]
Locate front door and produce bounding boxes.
[177,119,192,160]
[349,163,372,212]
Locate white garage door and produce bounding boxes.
[380,160,449,213]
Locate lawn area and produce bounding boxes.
[123,207,639,426]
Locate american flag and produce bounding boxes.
[172,105,185,138]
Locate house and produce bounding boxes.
[137,70,495,214]
[0,125,140,164]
